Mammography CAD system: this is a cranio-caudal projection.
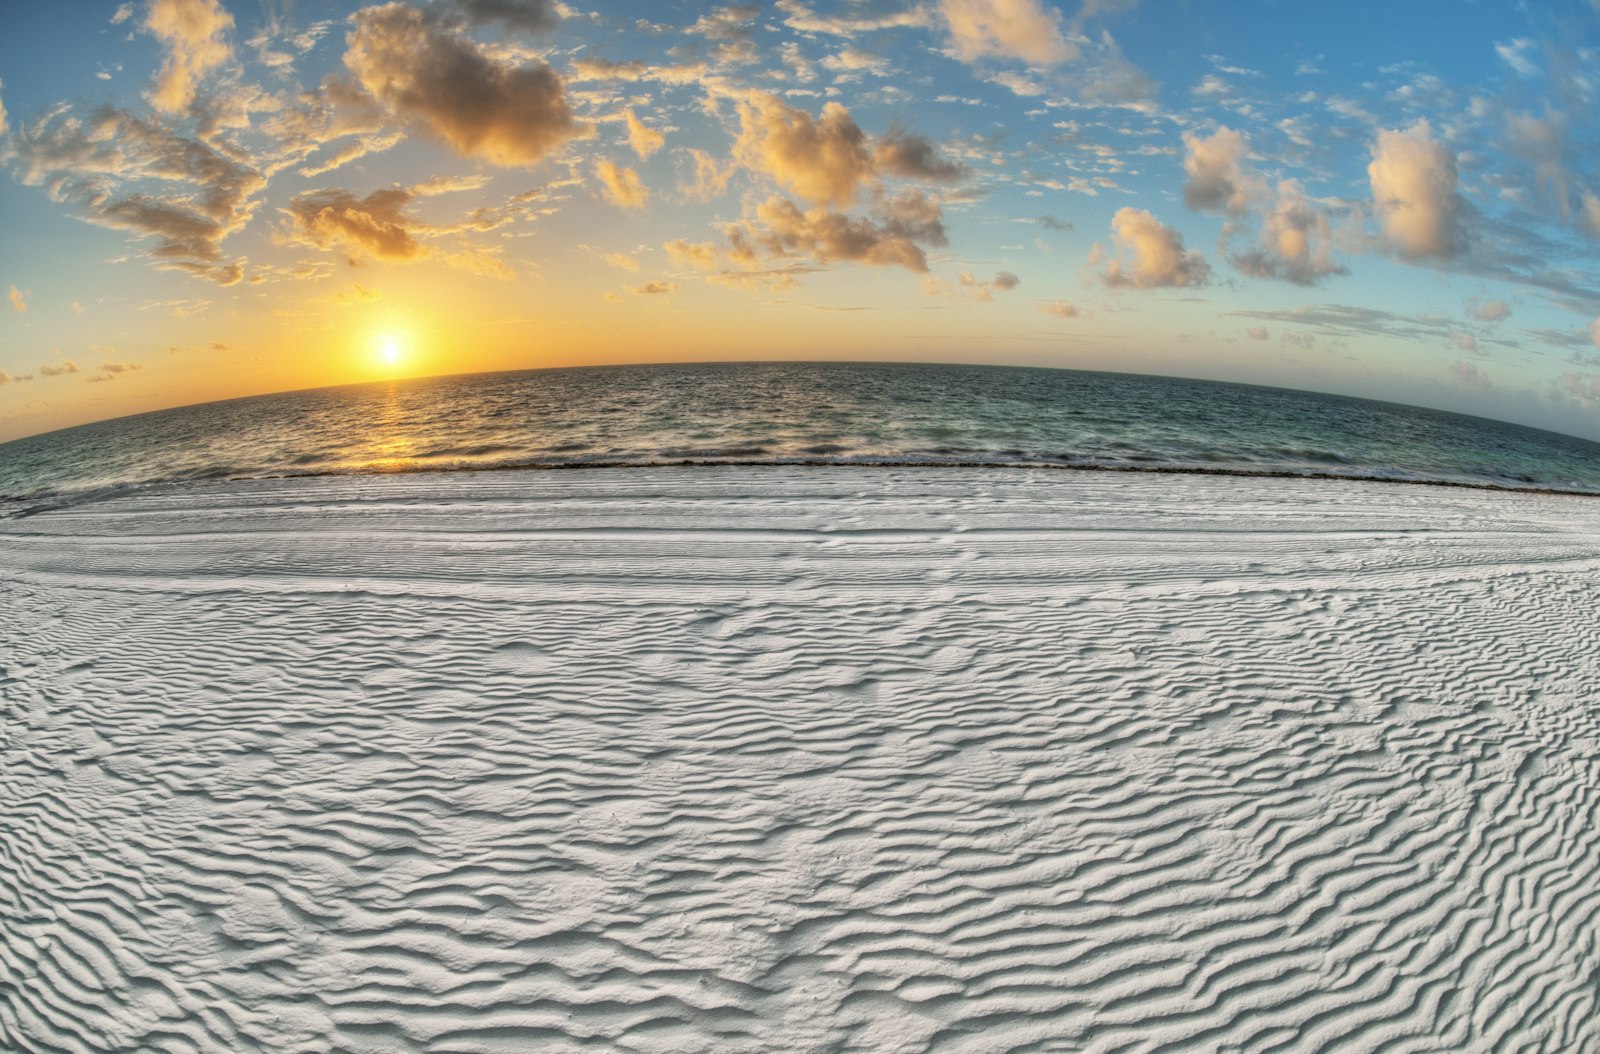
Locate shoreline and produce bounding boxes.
[7,457,1599,521]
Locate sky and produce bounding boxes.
[1,0,1599,443]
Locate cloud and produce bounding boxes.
[1583,193,1600,239]
[1558,371,1600,406]
[1468,298,1511,322]
[451,0,562,33]
[595,159,649,208]
[775,0,932,35]
[13,107,258,284]
[734,94,966,209]
[1181,128,1343,286]
[569,58,709,84]
[1453,330,1479,353]
[329,282,382,305]
[688,4,762,66]
[630,281,679,295]
[1041,300,1078,319]
[1101,208,1211,288]
[1505,111,1572,218]
[88,361,143,382]
[1450,361,1490,389]
[940,0,1075,66]
[0,79,7,137]
[8,286,26,313]
[732,190,947,274]
[680,148,734,201]
[821,48,890,76]
[1230,179,1346,286]
[959,270,1020,300]
[596,249,640,272]
[706,264,820,291]
[38,361,81,377]
[735,94,874,208]
[282,187,425,262]
[624,109,664,159]
[1495,38,1539,78]
[344,3,589,168]
[144,0,235,114]
[1592,316,1600,350]
[0,370,32,385]
[1037,215,1072,232]
[1228,303,1473,346]
[1246,326,1269,340]
[1183,126,1254,214]
[1368,119,1460,260]
[665,239,719,269]
[875,128,968,182]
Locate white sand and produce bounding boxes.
[2,467,1598,1053]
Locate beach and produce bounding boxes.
[3,466,1598,1052]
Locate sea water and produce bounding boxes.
[4,361,1600,508]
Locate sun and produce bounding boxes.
[374,332,405,369]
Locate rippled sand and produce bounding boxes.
[3,468,1598,1053]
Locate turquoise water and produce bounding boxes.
[4,361,1600,509]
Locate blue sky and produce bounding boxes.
[1,0,1598,441]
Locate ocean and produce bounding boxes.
[4,361,1600,509]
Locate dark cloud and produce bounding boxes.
[731,189,948,275]
[451,0,562,33]
[344,3,589,168]
[283,187,424,263]
[875,127,969,182]
[13,107,258,284]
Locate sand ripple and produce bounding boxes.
[3,468,1598,1052]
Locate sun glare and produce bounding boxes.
[375,333,404,369]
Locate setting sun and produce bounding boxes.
[375,333,404,369]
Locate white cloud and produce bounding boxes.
[144,0,235,115]
[821,49,890,77]
[940,0,1075,67]
[734,93,875,208]
[1494,38,1538,78]
[665,239,719,270]
[1101,208,1211,288]
[595,159,650,208]
[1183,126,1254,215]
[624,109,664,159]
[776,0,932,36]
[1231,179,1346,286]
[8,286,26,313]
[1368,119,1460,260]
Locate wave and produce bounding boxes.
[6,454,1598,521]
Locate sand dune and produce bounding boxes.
[2,468,1598,1053]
